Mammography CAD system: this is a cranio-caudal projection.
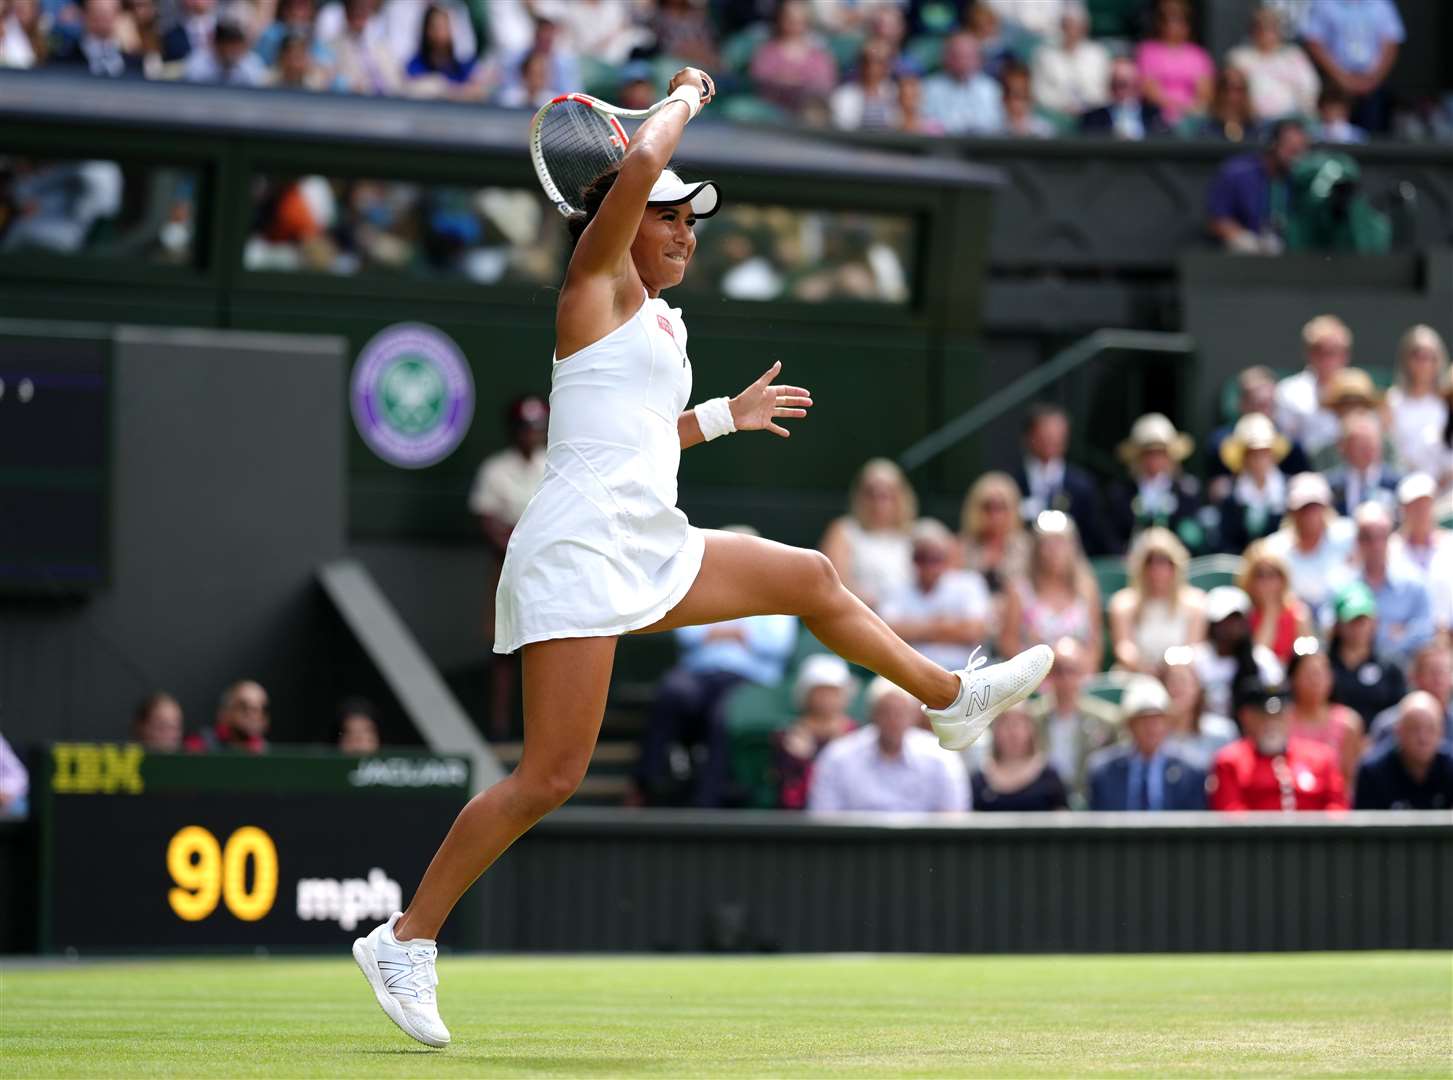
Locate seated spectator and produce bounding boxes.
[1080,56,1167,139]
[983,0,1071,43]
[963,0,1016,80]
[1327,581,1406,731]
[495,46,555,110]
[1191,66,1257,143]
[0,733,28,819]
[553,0,647,68]
[1371,642,1452,745]
[268,28,334,90]
[1028,637,1119,809]
[1001,510,1102,661]
[404,2,489,101]
[1284,638,1365,793]
[159,0,212,63]
[183,8,267,86]
[971,704,1068,812]
[49,0,142,77]
[1205,366,1311,503]
[651,0,717,70]
[253,0,325,66]
[773,654,859,810]
[1215,412,1290,553]
[920,29,1004,136]
[1346,502,1433,667]
[1088,675,1206,811]
[1106,413,1204,554]
[1001,59,1054,137]
[749,0,837,122]
[1210,677,1347,810]
[819,457,915,611]
[1161,646,1239,771]
[1299,0,1403,133]
[1135,0,1213,126]
[1191,586,1285,720]
[131,691,183,751]
[8,0,47,68]
[807,678,969,812]
[1323,403,1399,511]
[1313,84,1367,144]
[880,519,993,673]
[1391,474,1453,576]
[1239,540,1314,666]
[1,0,36,67]
[330,0,400,95]
[634,610,797,807]
[337,697,381,755]
[896,68,944,136]
[1108,527,1207,675]
[1354,692,1453,810]
[1013,402,1110,556]
[959,471,1030,595]
[1030,1,1109,119]
[1206,117,1309,253]
[829,38,900,132]
[1386,325,1451,488]
[1263,472,1355,611]
[615,60,656,112]
[185,680,270,753]
[1275,313,1353,460]
[1227,5,1319,123]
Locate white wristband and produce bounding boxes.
[667,84,702,120]
[695,397,736,441]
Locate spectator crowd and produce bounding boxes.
[623,312,1453,816]
[3,0,1450,144]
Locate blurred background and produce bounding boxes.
[0,0,1450,957]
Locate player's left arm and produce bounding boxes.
[679,361,813,449]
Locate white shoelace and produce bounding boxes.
[400,943,439,1003]
[963,646,987,678]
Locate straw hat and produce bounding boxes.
[1219,413,1290,473]
[1117,413,1194,467]
[1319,367,1382,410]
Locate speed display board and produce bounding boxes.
[36,744,472,952]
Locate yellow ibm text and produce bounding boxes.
[52,743,145,794]
[166,825,279,923]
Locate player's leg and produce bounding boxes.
[637,530,961,708]
[354,635,616,1048]
[395,634,617,941]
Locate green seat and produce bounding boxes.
[1091,556,1128,605]
[1084,671,1133,707]
[717,94,791,126]
[721,24,770,76]
[1188,553,1244,593]
[904,34,944,74]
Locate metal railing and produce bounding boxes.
[897,329,1196,474]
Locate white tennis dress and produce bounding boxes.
[494,290,706,654]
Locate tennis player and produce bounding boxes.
[354,67,1053,1048]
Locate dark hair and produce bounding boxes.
[1267,116,1305,144]
[132,691,178,731]
[1022,402,1067,435]
[566,164,622,242]
[415,3,450,67]
[336,697,378,737]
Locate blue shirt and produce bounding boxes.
[1301,0,1404,75]
[919,72,1005,135]
[1207,152,1284,235]
[1125,751,1166,812]
[1365,571,1435,667]
[674,615,798,687]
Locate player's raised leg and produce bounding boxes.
[637,529,1053,749]
[354,635,617,1048]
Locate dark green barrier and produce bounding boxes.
[35,744,472,953]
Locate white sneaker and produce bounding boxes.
[924,644,1055,752]
[352,912,451,1048]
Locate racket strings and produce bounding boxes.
[537,100,624,215]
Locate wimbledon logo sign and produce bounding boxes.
[350,322,475,469]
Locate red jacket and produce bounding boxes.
[1209,736,1348,811]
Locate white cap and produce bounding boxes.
[1287,471,1333,511]
[793,653,856,709]
[1120,676,1170,723]
[1205,585,1252,624]
[1397,472,1436,504]
[647,169,721,218]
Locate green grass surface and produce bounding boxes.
[3,953,1450,1078]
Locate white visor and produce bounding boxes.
[646,169,721,218]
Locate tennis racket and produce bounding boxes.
[529,79,714,218]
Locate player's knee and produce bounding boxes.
[802,549,842,604]
[517,757,588,814]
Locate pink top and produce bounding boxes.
[1287,705,1359,756]
[749,39,838,114]
[1135,40,1214,123]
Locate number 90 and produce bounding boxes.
[167,825,278,922]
